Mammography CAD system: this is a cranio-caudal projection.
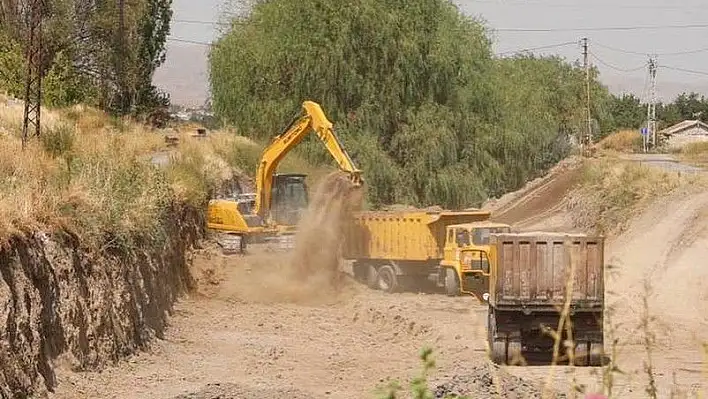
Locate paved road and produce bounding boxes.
[619,153,704,173]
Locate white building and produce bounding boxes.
[658,119,708,149]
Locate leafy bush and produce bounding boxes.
[598,130,643,153]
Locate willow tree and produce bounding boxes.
[210,0,615,209]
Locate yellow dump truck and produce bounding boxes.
[487,232,605,366]
[342,209,511,299]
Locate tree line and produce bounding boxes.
[608,91,708,131]
[209,0,620,209]
[0,0,172,123]
[1,0,702,209]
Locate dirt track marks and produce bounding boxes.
[50,154,708,399]
[487,157,582,230]
[50,250,497,399]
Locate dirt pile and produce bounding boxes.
[0,204,203,398]
[432,365,565,398]
[172,382,314,399]
[484,156,582,228]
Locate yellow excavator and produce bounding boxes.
[207,100,363,253]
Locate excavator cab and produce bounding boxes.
[270,173,310,226]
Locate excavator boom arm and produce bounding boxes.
[254,101,362,218]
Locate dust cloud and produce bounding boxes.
[211,171,364,305]
[288,171,364,287]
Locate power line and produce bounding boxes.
[592,42,649,56]
[173,19,229,26]
[496,40,578,56]
[589,51,646,73]
[173,18,708,33]
[659,65,708,76]
[464,0,708,10]
[168,37,212,46]
[659,47,708,56]
[495,23,708,33]
[593,41,708,57]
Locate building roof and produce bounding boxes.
[659,120,708,137]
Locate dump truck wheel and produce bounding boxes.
[376,265,399,293]
[491,340,507,365]
[444,268,460,296]
[574,342,589,366]
[589,342,604,366]
[487,308,507,365]
[366,265,378,289]
[240,235,247,254]
[507,340,522,365]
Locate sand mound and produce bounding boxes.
[433,365,565,398]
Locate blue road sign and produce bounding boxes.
[641,127,648,136]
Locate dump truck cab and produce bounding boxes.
[438,221,511,300]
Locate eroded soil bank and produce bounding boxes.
[0,203,203,399]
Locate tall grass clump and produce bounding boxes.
[597,130,643,153]
[41,123,76,160]
[672,141,708,166]
[165,135,235,208]
[376,347,468,399]
[0,95,335,251]
[0,100,240,251]
[565,158,694,235]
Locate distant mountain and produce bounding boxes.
[153,44,210,107]
[152,44,708,108]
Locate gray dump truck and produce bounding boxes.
[486,232,605,366]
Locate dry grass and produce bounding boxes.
[597,130,643,153]
[0,97,332,250]
[672,141,708,167]
[565,157,705,236]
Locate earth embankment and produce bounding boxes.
[0,204,203,398]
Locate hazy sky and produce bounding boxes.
[155,0,708,106]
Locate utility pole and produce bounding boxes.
[647,56,658,149]
[21,0,44,149]
[582,37,592,148]
[117,0,128,115]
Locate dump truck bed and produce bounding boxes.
[489,231,604,310]
[342,210,491,261]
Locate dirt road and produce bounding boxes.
[497,158,708,398]
[52,246,554,399]
[50,157,708,399]
[619,153,703,174]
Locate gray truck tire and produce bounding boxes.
[376,265,399,293]
[444,268,460,296]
